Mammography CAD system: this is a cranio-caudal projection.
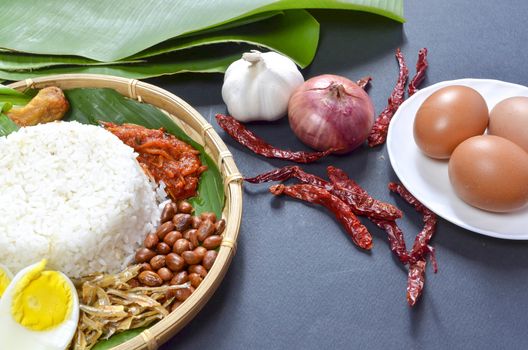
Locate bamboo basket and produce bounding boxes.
[8,74,243,350]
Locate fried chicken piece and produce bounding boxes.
[7,86,69,126]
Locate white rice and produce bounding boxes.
[0,121,162,278]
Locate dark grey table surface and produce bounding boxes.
[149,1,528,349]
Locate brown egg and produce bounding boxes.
[489,96,528,153]
[448,135,528,212]
[414,85,489,159]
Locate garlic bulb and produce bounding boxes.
[221,50,304,122]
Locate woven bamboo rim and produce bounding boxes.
[8,74,243,350]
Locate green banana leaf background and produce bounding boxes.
[129,10,319,68]
[0,51,241,81]
[0,10,320,80]
[0,1,403,80]
[0,0,403,61]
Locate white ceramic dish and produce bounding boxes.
[387,78,528,239]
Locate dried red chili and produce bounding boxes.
[245,165,327,188]
[406,260,426,307]
[368,49,409,147]
[388,182,438,306]
[245,165,401,220]
[408,48,429,96]
[270,184,372,250]
[356,76,372,90]
[370,218,409,264]
[388,182,430,217]
[216,114,335,163]
[324,166,410,264]
[410,216,437,272]
[248,165,439,305]
[388,182,438,270]
[326,166,403,220]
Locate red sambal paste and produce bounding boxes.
[104,122,207,200]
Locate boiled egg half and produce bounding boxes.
[0,260,79,350]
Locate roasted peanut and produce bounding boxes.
[200,212,217,223]
[197,220,215,241]
[173,238,191,255]
[144,233,159,249]
[202,235,222,250]
[194,246,207,260]
[165,288,177,301]
[156,242,171,255]
[188,264,207,278]
[173,213,192,231]
[163,231,182,247]
[177,201,193,214]
[139,262,153,272]
[160,202,177,223]
[135,248,156,263]
[156,221,175,240]
[188,229,199,249]
[182,229,193,240]
[170,271,189,285]
[182,251,201,265]
[215,219,226,235]
[188,273,203,288]
[157,267,174,281]
[150,255,166,270]
[191,216,202,229]
[203,250,218,270]
[175,288,192,302]
[138,271,163,287]
[166,253,186,272]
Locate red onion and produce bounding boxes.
[288,74,375,154]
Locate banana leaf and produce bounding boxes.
[63,88,224,217]
[0,89,19,136]
[0,84,32,105]
[0,114,19,136]
[92,328,147,350]
[129,10,319,68]
[0,98,16,133]
[0,102,9,113]
[175,10,283,39]
[0,11,282,72]
[0,53,143,71]
[0,10,318,80]
[0,0,404,62]
[0,49,240,81]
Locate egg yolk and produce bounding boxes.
[0,268,10,297]
[11,260,72,331]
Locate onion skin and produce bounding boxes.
[288,74,375,154]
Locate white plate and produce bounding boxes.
[387,78,528,239]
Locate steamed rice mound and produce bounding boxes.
[0,121,161,278]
